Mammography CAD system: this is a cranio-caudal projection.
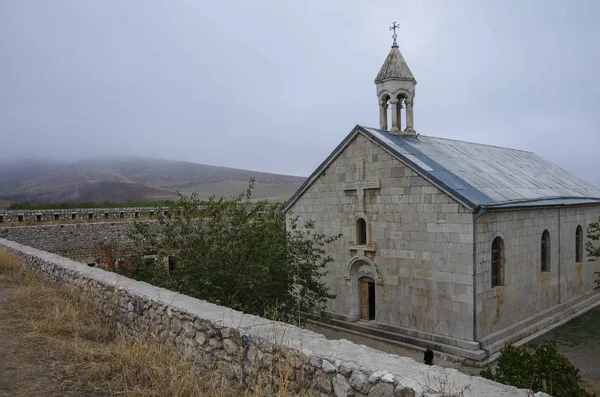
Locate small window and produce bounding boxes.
[356,217,367,245]
[164,211,169,216]
[491,237,504,287]
[0,215,4,223]
[119,212,125,219]
[36,214,42,222]
[576,225,583,262]
[134,211,139,218]
[54,214,60,220]
[71,213,77,220]
[541,230,550,272]
[104,212,109,219]
[18,215,23,222]
[88,213,94,219]
[168,257,176,272]
[149,211,155,217]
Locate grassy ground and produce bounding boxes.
[531,305,600,394]
[0,250,317,397]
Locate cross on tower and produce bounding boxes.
[389,21,400,46]
[343,158,380,212]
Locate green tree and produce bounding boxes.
[586,218,600,289]
[124,179,338,324]
[480,342,595,397]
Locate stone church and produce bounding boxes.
[283,30,600,361]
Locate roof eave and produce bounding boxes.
[374,76,417,84]
[484,197,600,210]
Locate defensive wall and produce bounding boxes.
[0,221,140,264]
[0,237,548,397]
[0,207,168,224]
[0,204,267,224]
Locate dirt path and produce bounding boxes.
[305,322,480,375]
[0,280,89,397]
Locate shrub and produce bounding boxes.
[123,178,339,324]
[480,342,595,397]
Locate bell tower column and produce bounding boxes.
[389,98,399,132]
[405,97,414,132]
[379,100,388,130]
[397,100,403,131]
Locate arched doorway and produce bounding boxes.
[345,257,380,322]
[358,276,376,321]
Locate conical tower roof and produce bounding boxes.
[374,44,416,83]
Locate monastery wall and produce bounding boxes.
[288,134,477,346]
[0,237,548,397]
[0,207,167,224]
[0,221,143,264]
[476,205,600,353]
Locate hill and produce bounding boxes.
[0,157,305,204]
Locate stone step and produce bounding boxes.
[309,317,487,361]
[480,292,600,356]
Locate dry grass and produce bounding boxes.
[0,249,318,396]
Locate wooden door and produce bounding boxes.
[359,277,371,320]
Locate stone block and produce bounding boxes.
[349,369,370,394]
[368,382,394,397]
[333,373,353,397]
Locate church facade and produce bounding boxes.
[283,32,600,360]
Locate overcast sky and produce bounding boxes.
[1,1,599,186]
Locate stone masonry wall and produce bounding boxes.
[0,221,144,264]
[287,133,476,343]
[0,207,168,224]
[0,238,548,397]
[476,205,600,338]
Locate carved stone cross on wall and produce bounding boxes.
[343,158,380,212]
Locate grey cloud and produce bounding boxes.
[0,0,598,186]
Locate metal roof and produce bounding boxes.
[283,125,600,212]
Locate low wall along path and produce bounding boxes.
[0,238,549,397]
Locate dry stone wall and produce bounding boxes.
[0,238,548,397]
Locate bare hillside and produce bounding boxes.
[0,157,305,204]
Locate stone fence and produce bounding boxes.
[0,221,142,264]
[0,204,268,224]
[0,238,548,397]
[0,207,169,223]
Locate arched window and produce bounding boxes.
[576,225,583,262]
[356,217,367,245]
[491,237,504,287]
[541,230,550,272]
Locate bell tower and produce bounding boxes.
[375,22,417,136]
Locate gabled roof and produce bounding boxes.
[374,45,416,83]
[283,126,600,212]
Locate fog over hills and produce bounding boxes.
[0,157,306,205]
